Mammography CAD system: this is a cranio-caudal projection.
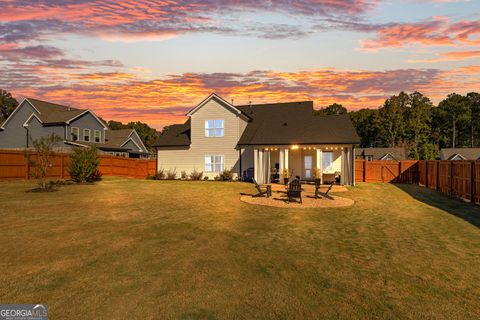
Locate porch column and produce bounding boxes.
[265,150,271,183]
[279,149,285,180]
[316,148,323,184]
[258,148,264,184]
[253,148,259,182]
[284,148,289,171]
[341,148,346,185]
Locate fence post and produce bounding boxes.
[471,161,475,202]
[450,161,453,197]
[425,161,429,188]
[60,155,64,179]
[363,160,366,182]
[25,156,29,180]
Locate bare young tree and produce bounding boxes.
[25,133,61,190]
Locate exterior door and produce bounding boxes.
[304,155,312,179]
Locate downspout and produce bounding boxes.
[352,144,356,186]
[23,124,29,148]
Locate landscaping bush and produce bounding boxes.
[216,169,234,181]
[180,171,188,180]
[203,176,209,180]
[148,168,166,180]
[189,169,203,180]
[69,146,101,183]
[166,169,177,180]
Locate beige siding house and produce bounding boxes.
[154,93,360,185]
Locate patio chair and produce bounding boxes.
[315,182,334,200]
[287,179,302,204]
[252,178,272,198]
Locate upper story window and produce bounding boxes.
[205,120,224,137]
[83,129,91,142]
[94,130,101,143]
[71,127,79,141]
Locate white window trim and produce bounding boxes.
[205,154,224,173]
[94,130,101,143]
[71,127,79,141]
[205,119,225,137]
[83,128,91,142]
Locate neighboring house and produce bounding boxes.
[67,128,149,158]
[0,98,148,158]
[355,148,407,161]
[154,93,360,185]
[440,148,480,160]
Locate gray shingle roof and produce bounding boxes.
[440,148,480,160]
[236,102,360,145]
[154,119,191,147]
[355,148,407,161]
[154,101,360,147]
[27,98,85,124]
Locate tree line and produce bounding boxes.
[315,91,480,160]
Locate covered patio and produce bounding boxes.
[250,144,355,185]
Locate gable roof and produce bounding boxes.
[355,148,407,161]
[236,102,360,145]
[154,119,191,147]
[186,93,249,120]
[105,129,147,152]
[0,97,108,129]
[440,148,480,160]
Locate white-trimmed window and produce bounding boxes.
[205,120,224,137]
[83,129,91,142]
[94,130,101,143]
[71,127,79,141]
[205,155,224,172]
[322,152,334,173]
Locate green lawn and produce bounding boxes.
[1,178,480,319]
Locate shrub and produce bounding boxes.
[180,170,188,180]
[69,146,101,183]
[148,168,166,180]
[203,176,209,180]
[189,169,203,180]
[216,169,234,181]
[166,169,177,180]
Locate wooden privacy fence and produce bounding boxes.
[356,159,480,205]
[0,149,156,180]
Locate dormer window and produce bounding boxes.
[205,120,224,137]
[71,127,79,141]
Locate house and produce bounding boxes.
[0,98,148,158]
[154,93,360,185]
[355,148,407,161]
[67,129,149,158]
[440,148,480,160]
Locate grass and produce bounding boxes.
[1,177,480,319]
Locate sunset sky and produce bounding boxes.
[0,0,479,129]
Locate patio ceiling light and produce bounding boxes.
[291,145,299,150]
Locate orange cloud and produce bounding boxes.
[361,17,480,50]
[7,66,478,129]
[408,50,480,63]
